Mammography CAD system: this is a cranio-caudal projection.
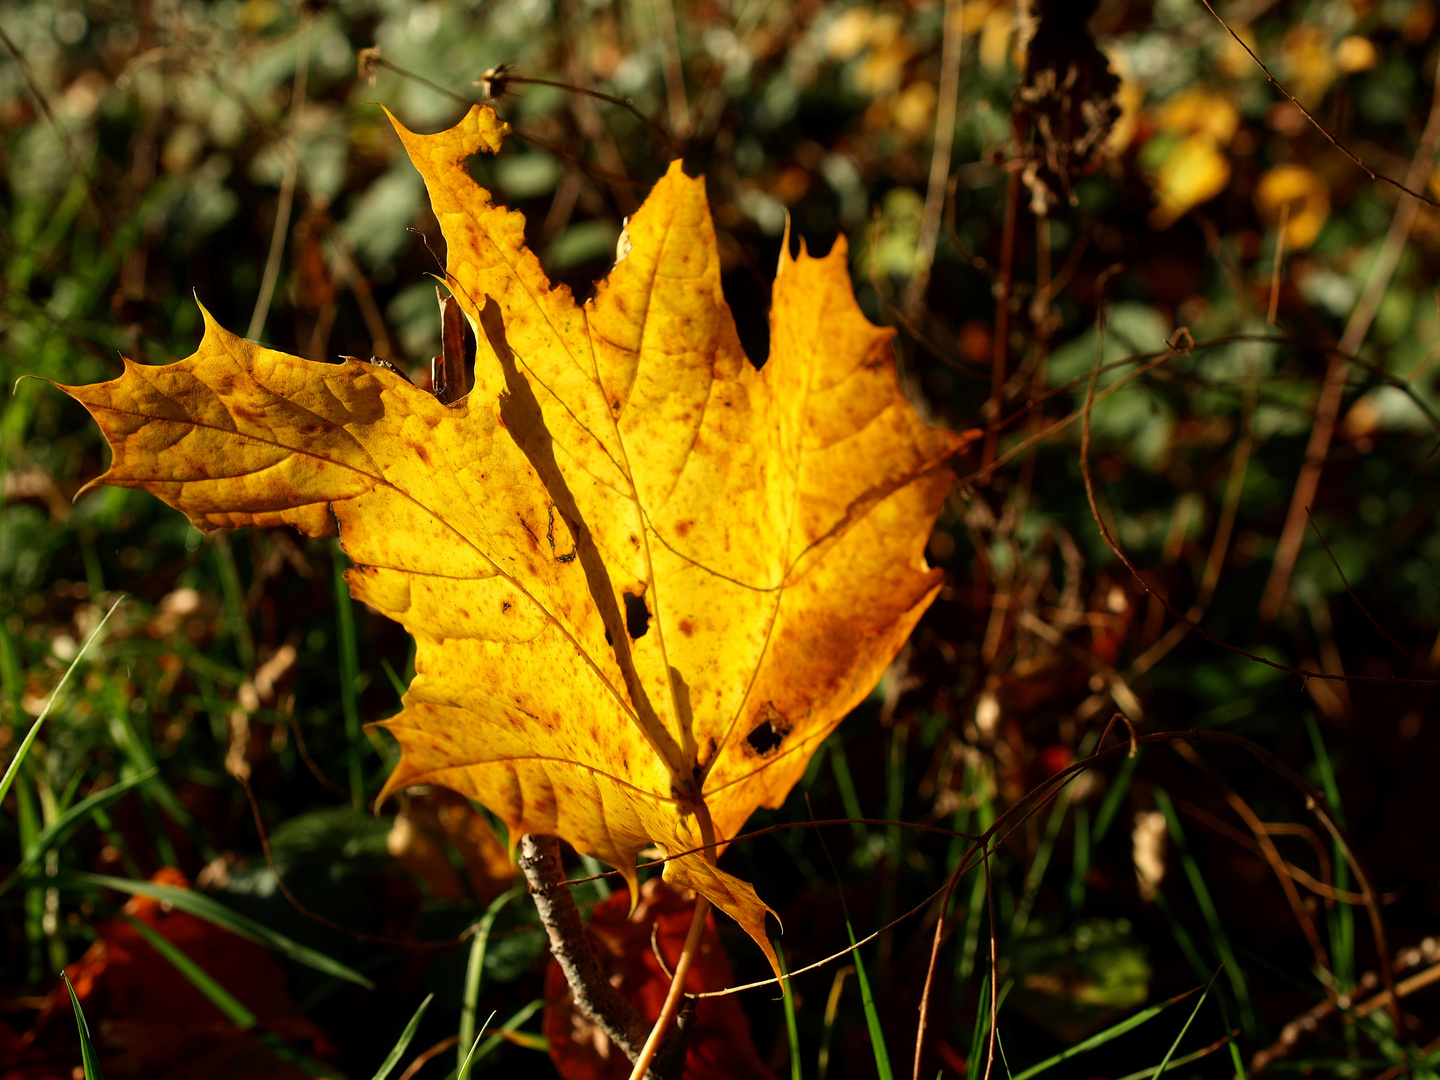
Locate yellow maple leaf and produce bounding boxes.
[58,105,968,970]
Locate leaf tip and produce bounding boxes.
[384,102,511,158]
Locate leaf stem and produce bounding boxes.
[626,895,709,1080]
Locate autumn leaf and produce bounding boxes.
[58,104,968,971]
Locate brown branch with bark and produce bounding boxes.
[517,834,690,1080]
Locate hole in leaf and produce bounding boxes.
[623,591,650,639]
[746,718,784,755]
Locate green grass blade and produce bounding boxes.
[1153,788,1255,1035]
[0,597,122,809]
[63,870,373,987]
[965,976,991,1080]
[1067,803,1090,911]
[458,885,522,1079]
[333,551,364,808]
[380,656,407,700]
[1109,1034,1234,1080]
[817,964,849,1080]
[62,972,105,1080]
[121,912,258,1029]
[1013,785,1072,937]
[372,993,434,1080]
[777,941,803,1080]
[1011,989,1194,1080]
[845,916,893,1080]
[1305,715,1354,992]
[996,1028,1015,1079]
[578,853,611,900]
[0,768,156,894]
[213,537,255,671]
[829,743,869,847]
[1213,984,1249,1080]
[1092,749,1141,846]
[1151,970,1218,1080]
[467,999,544,1068]
[452,1012,493,1080]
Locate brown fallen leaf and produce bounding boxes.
[387,787,516,903]
[16,868,332,1080]
[59,104,969,969]
[543,877,779,1080]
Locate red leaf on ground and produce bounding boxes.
[8,868,333,1080]
[544,877,780,1080]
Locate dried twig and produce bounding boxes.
[0,17,115,254]
[1197,0,1440,210]
[247,24,310,342]
[518,834,687,1080]
[1260,59,1440,620]
[903,0,965,321]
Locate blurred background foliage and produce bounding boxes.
[3,0,1440,1077]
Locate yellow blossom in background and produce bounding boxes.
[1145,87,1239,227]
[827,8,911,96]
[979,5,1014,73]
[857,35,915,95]
[1158,87,1240,145]
[1149,135,1231,228]
[1281,24,1337,105]
[1334,35,1379,73]
[1255,164,1331,249]
[893,80,938,140]
[826,7,875,61]
[961,0,996,34]
[1214,23,1261,79]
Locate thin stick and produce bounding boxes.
[626,897,709,1080]
[396,1035,460,1080]
[1174,742,1332,982]
[504,74,677,155]
[1197,0,1440,210]
[912,874,962,1080]
[903,0,965,320]
[1260,60,1440,620]
[981,850,1000,1080]
[1305,508,1416,661]
[247,25,310,341]
[1267,201,1288,326]
[983,167,1021,469]
[652,0,691,138]
[517,835,656,1065]
[1124,339,1258,679]
[687,730,1388,1002]
[0,17,114,253]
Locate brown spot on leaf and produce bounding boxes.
[678,618,694,637]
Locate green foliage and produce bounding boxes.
[4,0,1440,1076]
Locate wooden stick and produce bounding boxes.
[518,834,686,1079]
